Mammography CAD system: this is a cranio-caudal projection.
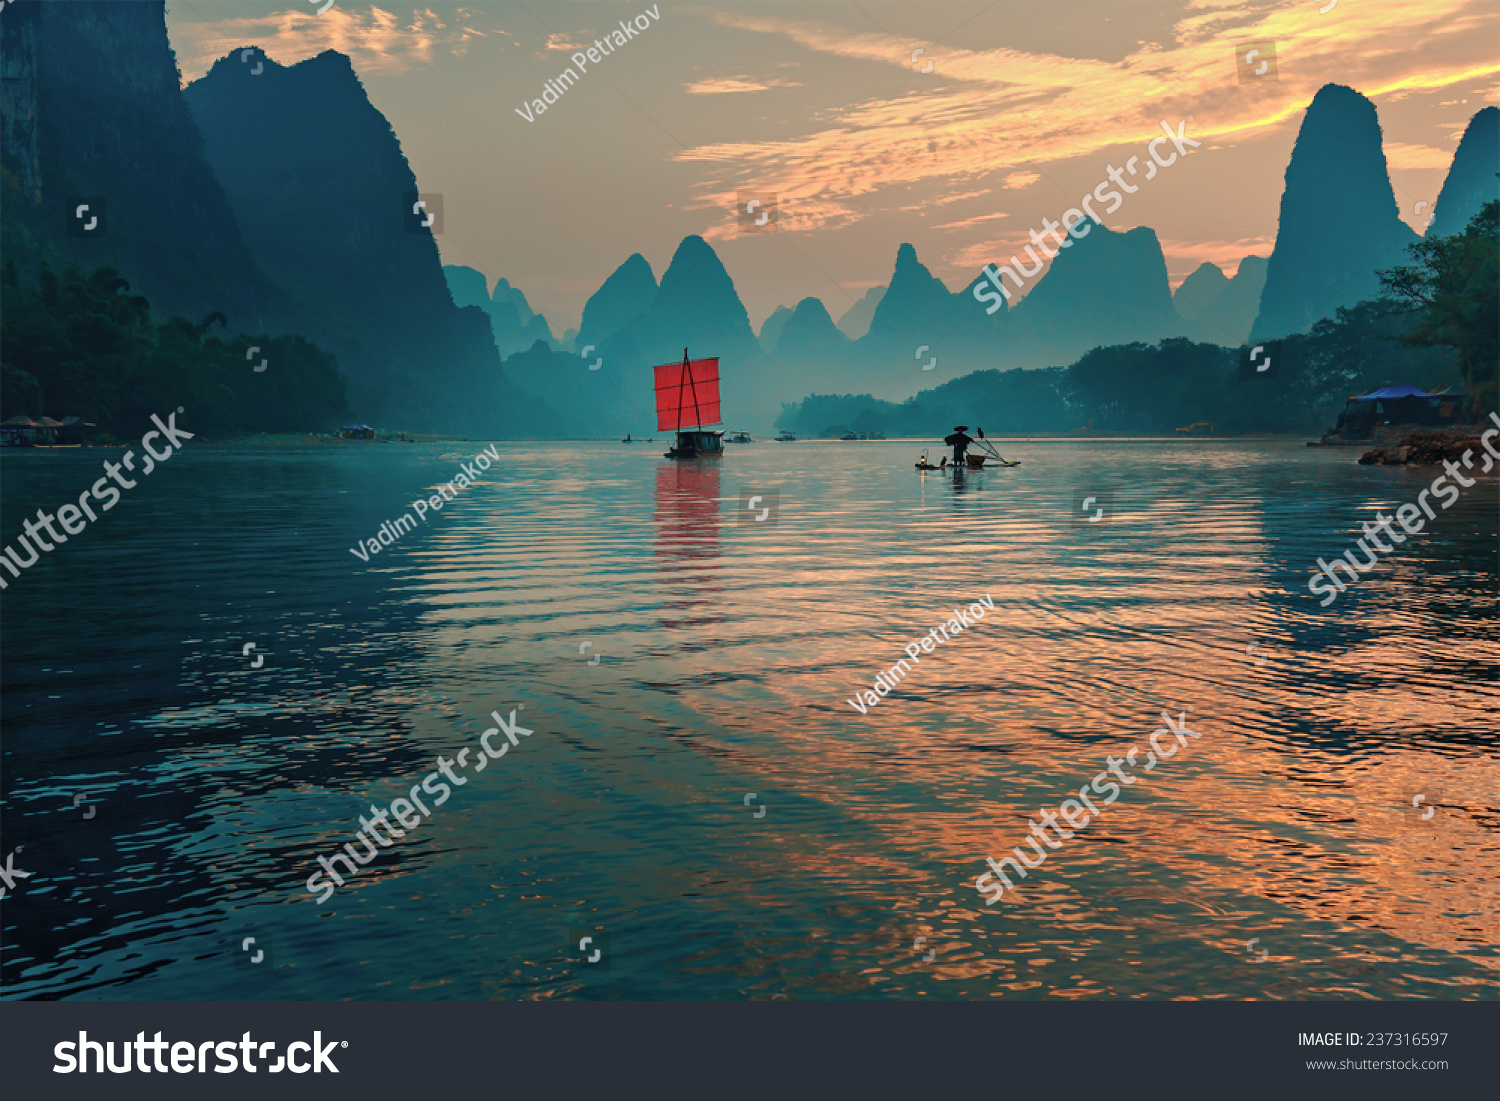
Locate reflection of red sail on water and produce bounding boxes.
[653,461,724,632]
[654,350,725,459]
[652,349,725,631]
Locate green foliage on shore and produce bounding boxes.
[1379,199,1499,410]
[0,261,348,435]
[782,368,1069,439]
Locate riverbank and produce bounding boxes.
[1357,420,1497,465]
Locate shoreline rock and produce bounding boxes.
[1358,430,1484,465]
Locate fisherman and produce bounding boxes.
[943,425,975,466]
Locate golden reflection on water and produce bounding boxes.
[643,441,1498,997]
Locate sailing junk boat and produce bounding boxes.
[654,349,725,459]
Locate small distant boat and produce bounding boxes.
[774,431,797,442]
[841,432,858,441]
[622,434,634,443]
[654,349,725,460]
[727,430,753,444]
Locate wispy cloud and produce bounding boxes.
[933,211,1010,232]
[544,33,592,52]
[1384,141,1459,169]
[685,75,804,95]
[686,0,1497,241]
[171,4,492,80]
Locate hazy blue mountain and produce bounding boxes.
[776,297,850,361]
[1429,106,1500,239]
[861,243,963,348]
[492,276,536,325]
[629,234,759,360]
[807,244,1023,398]
[1009,220,1182,361]
[499,340,655,433]
[0,0,269,327]
[949,268,1012,347]
[577,252,657,352]
[491,276,554,348]
[185,50,553,434]
[847,245,986,399]
[485,296,553,356]
[835,285,886,339]
[1175,256,1268,346]
[582,236,786,426]
[1251,84,1417,341]
[1173,262,1231,322]
[759,305,793,353]
[443,265,555,356]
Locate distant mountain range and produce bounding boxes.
[443,265,556,357]
[836,286,887,340]
[4,1,1493,435]
[1173,257,1268,347]
[550,84,1492,427]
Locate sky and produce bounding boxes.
[165,1,1500,335]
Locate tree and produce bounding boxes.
[0,263,349,435]
[1378,199,1499,410]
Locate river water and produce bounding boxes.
[2,437,1496,1000]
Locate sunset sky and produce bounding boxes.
[166,0,1500,334]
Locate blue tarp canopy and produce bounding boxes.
[1354,386,1435,401]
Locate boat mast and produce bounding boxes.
[676,349,685,435]
[681,347,704,435]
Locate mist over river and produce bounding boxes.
[2,438,1495,1000]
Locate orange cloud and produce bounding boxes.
[685,76,804,94]
[933,211,1010,232]
[1384,141,1460,169]
[544,33,592,52]
[170,4,492,80]
[686,0,1498,243]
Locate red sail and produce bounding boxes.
[653,357,721,431]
